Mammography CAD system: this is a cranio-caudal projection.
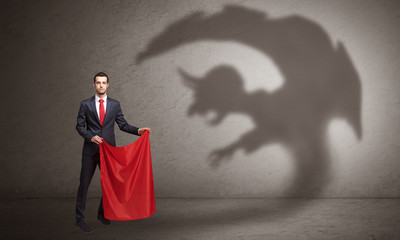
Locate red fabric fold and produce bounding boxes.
[99,131,155,221]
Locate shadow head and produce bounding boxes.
[179,65,246,125]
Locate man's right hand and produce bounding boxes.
[91,135,103,144]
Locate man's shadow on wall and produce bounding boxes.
[137,5,362,225]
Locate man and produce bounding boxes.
[75,72,151,232]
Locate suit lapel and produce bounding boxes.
[103,97,112,125]
[90,96,101,125]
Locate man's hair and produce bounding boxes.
[94,72,109,83]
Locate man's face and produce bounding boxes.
[93,76,109,96]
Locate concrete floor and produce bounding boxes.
[1,197,399,240]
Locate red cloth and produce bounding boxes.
[99,131,155,221]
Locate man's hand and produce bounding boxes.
[91,135,103,144]
[139,127,152,135]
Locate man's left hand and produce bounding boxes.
[139,127,152,135]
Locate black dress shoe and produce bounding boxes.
[75,221,93,233]
[97,215,111,225]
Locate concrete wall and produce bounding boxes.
[1,0,399,198]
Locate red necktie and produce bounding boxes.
[99,99,105,126]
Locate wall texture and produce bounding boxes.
[1,0,399,198]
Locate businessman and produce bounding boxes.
[75,72,152,232]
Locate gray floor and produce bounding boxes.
[1,197,399,240]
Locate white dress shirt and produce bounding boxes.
[95,95,107,119]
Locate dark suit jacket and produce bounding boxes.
[76,95,139,155]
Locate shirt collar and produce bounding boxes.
[95,94,107,102]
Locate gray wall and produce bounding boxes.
[1,0,399,198]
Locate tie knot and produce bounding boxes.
[99,99,104,103]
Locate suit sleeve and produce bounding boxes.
[115,102,140,136]
[76,102,94,142]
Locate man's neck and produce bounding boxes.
[96,93,107,99]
